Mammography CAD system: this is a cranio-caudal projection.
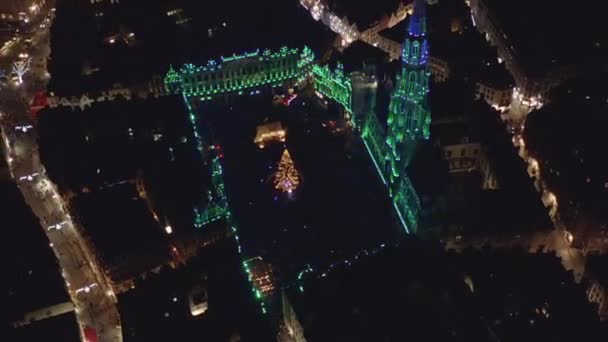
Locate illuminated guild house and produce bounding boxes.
[312,0,430,233]
[165,46,316,102]
[254,121,286,149]
[244,257,276,298]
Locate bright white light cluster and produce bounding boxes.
[300,0,324,21]
[301,0,359,46]
[328,14,358,44]
[513,87,544,109]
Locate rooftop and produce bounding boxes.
[378,14,407,42]
[286,239,492,341]
[49,0,335,95]
[483,0,607,77]
[432,120,478,146]
[430,78,476,123]
[587,255,608,287]
[118,239,272,340]
[476,57,514,89]
[336,40,389,72]
[449,249,603,340]
[37,96,203,279]
[73,182,170,279]
[328,0,403,30]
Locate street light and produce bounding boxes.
[47,220,66,231]
[75,283,98,294]
[19,172,39,182]
[565,231,574,245]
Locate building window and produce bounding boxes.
[408,71,417,95]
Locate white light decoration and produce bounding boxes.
[512,87,544,110]
[12,58,31,85]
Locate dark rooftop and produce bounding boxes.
[72,182,170,278]
[449,249,604,340]
[476,57,514,89]
[49,0,336,95]
[37,95,197,193]
[432,120,478,146]
[587,255,608,287]
[9,312,79,342]
[286,238,492,341]
[37,95,205,279]
[430,78,476,123]
[328,0,404,30]
[483,0,608,77]
[378,18,407,43]
[335,40,389,72]
[118,239,272,341]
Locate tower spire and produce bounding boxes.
[408,0,427,37]
[414,0,427,17]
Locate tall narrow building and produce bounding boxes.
[387,0,431,171]
[384,0,430,232]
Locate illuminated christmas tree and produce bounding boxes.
[274,149,300,193]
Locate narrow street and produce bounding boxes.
[0,4,122,342]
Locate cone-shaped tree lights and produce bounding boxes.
[274,149,300,193]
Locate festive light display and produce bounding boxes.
[274,149,300,193]
[165,46,315,98]
[12,58,31,85]
[167,26,429,312]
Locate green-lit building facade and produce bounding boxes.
[165,46,315,99]
[313,63,352,113]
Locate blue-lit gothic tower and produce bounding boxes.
[385,0,431,232]
[387,0,431,169]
